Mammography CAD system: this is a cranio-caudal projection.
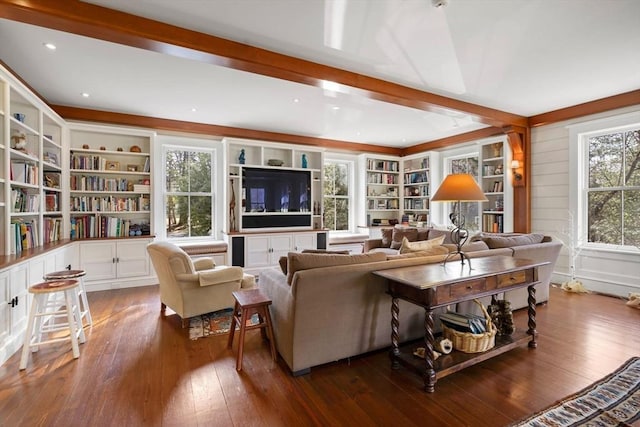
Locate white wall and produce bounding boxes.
[530,105,640,297]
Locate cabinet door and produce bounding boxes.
[293,233,316,252]
[9,264,29,333]
[81,242,118,281]
[245,235,271,268]
[116,240,150,278]
[270,234,293,262]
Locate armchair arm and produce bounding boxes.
[363,238,384,253]
[198,266,244,287]
[193,257,216,271]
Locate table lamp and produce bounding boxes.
[431,173,488,268]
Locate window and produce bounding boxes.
[323,160,351,231]
[164,146,214,238]
[584,126,640,246]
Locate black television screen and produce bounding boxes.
[243,167,311,213]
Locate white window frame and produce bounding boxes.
[161,143,216,242]
[324,155,356,234]
[569,110,640,253]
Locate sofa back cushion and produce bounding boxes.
[442,240,490,253]
[286,252,387,285]
[387,246,449,259]
[482,233,545,249]
[279,250,350,275]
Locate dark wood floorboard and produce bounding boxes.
[0,285,638,427]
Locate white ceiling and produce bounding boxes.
[0,0,639,148]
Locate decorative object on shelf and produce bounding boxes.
[105,161,120,171]
[494,164,503,175]
[130,145,142,153]
[267,158,284,166]
[431,174,487,268]
[491,142,502,157]
[13,112,25,123]
[487,299,514,336]
[229,179,237,232]
[82,144,90,149]
[127,164,138,172]
[117,147,123,152]
[511,160,523,181]
[301,154,308,168]
[100,146,106,150]
[238,149,246,164]
[10,131,27,151]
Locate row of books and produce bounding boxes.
[368,199,399,210]
[43,218,62,244]
[367,159,399,172]
[483,214,504,233]
[404,185,429,197]
[10,161,39,185]
[71,175,132,192]
[70,195,150,212]
[11,189,40,213]
[10,219,39,254]
[69,154,112,171]
[404,199,429,210]
[367,172,399,184]
[70,215,146,239]
[404,171,428,184]
[487,180,504,193]
[440,311,488,334]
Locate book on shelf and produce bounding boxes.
[440,311,487,334]
[133,184,150,193]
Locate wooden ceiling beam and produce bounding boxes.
[0,0,528,130]
[52,105,402,156]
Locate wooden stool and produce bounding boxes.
[227,288,277,371]
[44,269,92,327]
[19,279,86,370]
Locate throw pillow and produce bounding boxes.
[390,227,419,249]
[286,252,386,285]
[399,235,446,254]
[279,256,288,275]
[483,233,545,249]
[380,228,394,248]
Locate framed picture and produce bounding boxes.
[127,164,138,172]
[105,161,120,171]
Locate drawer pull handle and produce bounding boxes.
[510,277,517,281]
[466,285,473,290]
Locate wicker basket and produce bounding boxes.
[441,300,497,353]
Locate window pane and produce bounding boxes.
[189,196,212,236]
[165,149,190,192]
[334,199,349,230]
[623,190,640,246]
[588,191,621,244]
[323,198,336,230]
[589,133,623,188]
[624,130,640,186]
[189,151,212,192]
[166,195,188,237]
[323,163,348,196]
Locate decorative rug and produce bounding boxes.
[189,308,259,340]
[512,357,640,426]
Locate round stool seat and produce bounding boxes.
[43,269,87,280]
[30,279,79,294]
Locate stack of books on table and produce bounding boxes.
[440,311,487,334]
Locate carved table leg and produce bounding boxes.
[390,296,400,369]
[527,285,538,348]
[424,308,436,392]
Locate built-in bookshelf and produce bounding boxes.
[402,154,431,225]
[68,124,154,239]
[364,156,400,226]
[480,140,512,233]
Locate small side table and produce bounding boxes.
[227,288,277,371]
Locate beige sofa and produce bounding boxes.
[259,235,562,375]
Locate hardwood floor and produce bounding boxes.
[0,285,638,427]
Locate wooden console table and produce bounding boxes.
[373,255,549,392]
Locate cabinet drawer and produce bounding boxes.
[496,270,528,288]
[437,278,487,303]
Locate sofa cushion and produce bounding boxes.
[387,246,449,259]
[279,250,350,275]
[399,235,446,254]
[483,233,545,249]
[380,228,394,248]
[389,228,419,249]
[286,252,387,285]
[426,228,454,244]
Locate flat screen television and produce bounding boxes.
[241,167,312,229]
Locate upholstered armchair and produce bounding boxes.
[147,241,255,327]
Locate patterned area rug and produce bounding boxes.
[189,308,259,340]
[512,357,640,426]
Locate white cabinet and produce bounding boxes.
[293,233,317,252]
[80,238,152,290]
[245,234,293,268]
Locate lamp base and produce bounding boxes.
[441,248,473,269]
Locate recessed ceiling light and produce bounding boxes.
[44,42,56,50]
[293,98,300,103]
[81,92,90,98]
[332,106,340,110]
[191,107,197,112]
